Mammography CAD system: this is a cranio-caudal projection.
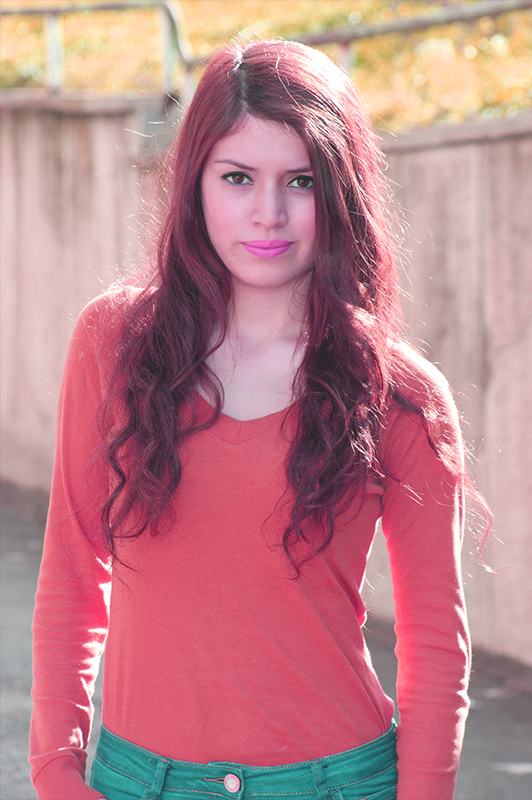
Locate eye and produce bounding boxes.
[288,175,314,189]
[222,172,252,186]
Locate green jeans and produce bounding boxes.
[90,722,397,800]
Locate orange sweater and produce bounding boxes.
[30,289,470,800]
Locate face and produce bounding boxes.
[200,115,315,292]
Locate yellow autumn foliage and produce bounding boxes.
[0,0,531,131]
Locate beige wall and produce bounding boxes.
[1,93,531,664]
[1,93,154,488]
[364,114,532,665]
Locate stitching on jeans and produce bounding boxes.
[246,791,316,797]
[245,792,317,797]
[311,761,328,800]
[143,759,163,800]
[328,762,397,790]
[151,790,223,797]
[94,753,150,787]
[97,725,395,796]
[153,759,168,796]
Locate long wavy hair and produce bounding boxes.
[100,40,470,568]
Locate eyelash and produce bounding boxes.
[222,172,252,186]
[289,175,314,189]
[221,172,314,189]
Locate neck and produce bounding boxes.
[228,278,310,346]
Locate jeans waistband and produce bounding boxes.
[94,722,397,798]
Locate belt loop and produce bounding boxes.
[142,756,171,800]
[311,759,329,800]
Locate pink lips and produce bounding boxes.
[242,240,292,258]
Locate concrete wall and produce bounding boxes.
[1,93,531,664]
[364,114,532,666]
[0,93,158,489]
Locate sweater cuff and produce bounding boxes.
[33,755,106,800]
[396,767,457,800]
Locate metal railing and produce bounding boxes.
[299,0,532,46]
[1,0,531,94]
[0,1,194,92]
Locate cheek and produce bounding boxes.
[201,176,223,238]
[202,199,228,246]
[203,190,241,242]
[299,205,316,250]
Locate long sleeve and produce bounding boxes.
[30,297,116,799]
[381,355,470,800]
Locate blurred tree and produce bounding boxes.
[0,0,530,131]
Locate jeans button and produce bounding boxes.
[224,773,241,793]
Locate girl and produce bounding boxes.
[30,40,473,800]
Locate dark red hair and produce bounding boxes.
[101,40,476,568]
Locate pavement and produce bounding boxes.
[2,496,532,800]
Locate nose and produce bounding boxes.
[251,183,287,229]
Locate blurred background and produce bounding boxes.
[1,0,531,126]
[1,1,532,798]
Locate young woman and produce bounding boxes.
[30,40,474,800]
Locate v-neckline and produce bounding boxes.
[193,391,297,445]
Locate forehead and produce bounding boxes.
[206,115,310,166]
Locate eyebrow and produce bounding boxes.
[213,159,313,173]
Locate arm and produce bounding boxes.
[381,367,470,800]
[30,298,116,800]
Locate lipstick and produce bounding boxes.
[241,240,292,258]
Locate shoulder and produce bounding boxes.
[70,284,145,354]
[65,285,145,383]
[388,340,461,436]
[390,340,457,417]
[75,284,144,338]
[381,340,464,472]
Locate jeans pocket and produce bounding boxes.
[330,762,397,800]
[90,753,149,800]
[362,789,397,800]
[332,789,396,800]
